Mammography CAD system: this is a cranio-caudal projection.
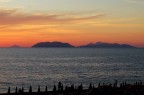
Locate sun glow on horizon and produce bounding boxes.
[0,0,144,48]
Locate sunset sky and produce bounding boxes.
[0,0,144,47]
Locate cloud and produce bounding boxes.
[125,0,144,4]
[0,0,12,2]
[0,8,104,25]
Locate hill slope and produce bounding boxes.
[79,42,136,48]
[32,42,74,48]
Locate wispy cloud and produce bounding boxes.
[0,0,12,2]
[125,0,144,4]
[0,8,104,25]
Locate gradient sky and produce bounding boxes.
[0,0,144,47]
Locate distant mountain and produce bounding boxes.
[32,41,74,48]
[9,45,21,48]
[79,42,136,48]
[32,41,136,48]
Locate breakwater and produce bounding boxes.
[1,81,144,95]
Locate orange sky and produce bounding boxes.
[0,0,144,48]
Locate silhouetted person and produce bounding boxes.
[29,86,32,93]
[8,87,10,94]
[89,83,92,89]
[80,84,83,90]
[18,88,22,93]
[65,86,68,91]
[38,85,40,93]
[61,84,63,91]
[53,84,56,92]
[22,87,24,93]
[93,85,95,89]
[15,86,18,93]
[58,82,62,91]
[98,83,101,87]
[140,81,142,85]
[71,84,74,91]
[114,80,118,87]
[109,83,112,87]
[45,86,48,92]
[78,84,83,91]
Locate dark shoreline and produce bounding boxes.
[1,81,144,95]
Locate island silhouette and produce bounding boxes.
[32,41,74,48]
[79,42,135,48]
[32,41,136,48]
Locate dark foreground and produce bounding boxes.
[1,81,144,95]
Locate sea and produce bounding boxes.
[0,48,144,93]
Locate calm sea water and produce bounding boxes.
[0,48,144,92]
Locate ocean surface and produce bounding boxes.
[0,48,144,92]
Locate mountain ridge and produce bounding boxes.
[79,42,136,48]
[32,41,136,48]
[32,41,74,48]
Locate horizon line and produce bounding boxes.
[0,41,143,48]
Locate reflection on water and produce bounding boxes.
[0,48,144,92]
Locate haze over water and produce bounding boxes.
[0,48,144,93]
